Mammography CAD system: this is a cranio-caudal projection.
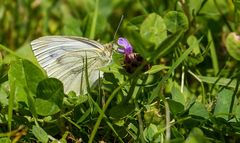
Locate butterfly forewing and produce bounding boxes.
[31,36,113,95]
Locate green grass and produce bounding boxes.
[1,0,240,142]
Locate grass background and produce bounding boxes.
[1,0,240,142]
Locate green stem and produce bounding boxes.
[188,70,206,104]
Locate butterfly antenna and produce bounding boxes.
[113,15,124,41]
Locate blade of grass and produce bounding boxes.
[88,61,148,143]
[208,30,219,76]
[195,75,238,88]
[148,43,194,142]
[89,30,185,142]
[151,30,184,61]
[135,101,145,143]
[229,80,239,118]
[8,78,15,134]
[88,96,125,143]
[83,54,124,143]
[89,0,99,39]
[0,44,23,59]
[188,70,206,104]
[148,41,194,103]
[88,83,125,143]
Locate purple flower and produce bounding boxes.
[117,37,133,55]
[117,37,148,73]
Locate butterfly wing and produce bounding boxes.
[31,36,112,95]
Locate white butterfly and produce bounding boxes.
[31,36,116,95]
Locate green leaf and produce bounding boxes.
[185,128,210,143]
[196,75,238,89]
[234,103,240,119]
[164,11,189,33]
[187,35,200,55]
[200,0,228,17]
[32,125,49,143]
[109,104,135,119]
[126,123,138,140]
[66,94,89,106]
[186,35,204,66]
[35,78,64,116]
[171,84,185,106]
[187,0,205,16]
[144,105,163,125]
[226,32,240,61]
[143,124,161,142]
[234,0,240,9]
[167,99,184,115]
[149,33,192,103]
[0,83,9,107]
[126,31,154,60]
[0,138,11,143]
[140,13,167,46]
[214,89,234,120]
[150,30,184,61]
[144,65,169,74]
[8,59,45,103]
[189,102,209,119]
[127,15,146,30]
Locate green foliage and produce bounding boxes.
[140,13,167,46]
[109,104,135,119]
[32,125,49,143]
[214,89,235,120]
[35,78,64,116]
[164,11,189,33]
[0,138,11,143]
[8,59,45,103]
[226,32,240,60]
[1,0,240,142]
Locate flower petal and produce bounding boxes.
[117,48,125,54]
[117,37,133,54]
[117,38,129,47]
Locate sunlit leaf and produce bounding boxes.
[144,65,169,74]
[140,13,167,46]
[8,59,45,103]
[164,11,189,33]
[143,124,161,142]
[226,32,240,61]
[32,125,49,143]
[185,128,209,143]
[0,138,11,143]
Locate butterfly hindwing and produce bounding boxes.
[31,36,112,95]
